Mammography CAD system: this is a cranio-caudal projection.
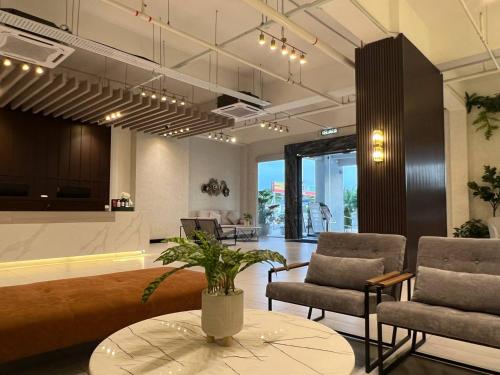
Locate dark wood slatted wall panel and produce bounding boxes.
[402,37,447,269]
[356,35,446,270]
[356,37,407,236]
[0,107,110,211]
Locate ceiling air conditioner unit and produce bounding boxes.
[212,92,267,120]
[0,24,74,68]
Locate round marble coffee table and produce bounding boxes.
[89,309,355,375]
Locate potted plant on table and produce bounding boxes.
[142,231,287,344]
[242,213,253,226]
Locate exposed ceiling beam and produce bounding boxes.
[0,9,268,107]
[98,0,342,105]
[458,0,500,71]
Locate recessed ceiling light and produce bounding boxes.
[21,63,30,71]
[35,66,44,74]
[231,137,236,143]
[3,58,12,67]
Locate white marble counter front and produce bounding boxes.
[0,211,149,262]
[89,309,355,375]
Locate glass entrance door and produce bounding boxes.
[257,160,285,237]
[301,151,357,237]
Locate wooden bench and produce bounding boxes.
[0,267,206,363]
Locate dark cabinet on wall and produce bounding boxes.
[0,108,111,211]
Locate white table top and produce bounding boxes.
[89,309,355,375]
[220,225,261,229]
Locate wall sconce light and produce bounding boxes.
[372,129,384,162]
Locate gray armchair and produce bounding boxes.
[376,236,500,374]
[266,232,407,373]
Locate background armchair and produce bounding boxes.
[266,232,407,372]
[196,218,237,245]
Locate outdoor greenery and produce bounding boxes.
[465,92,500,140]
[453,219,490,238]
[142,231,287,302]
[257,189,276,226]
[468,165,500,217]
[343,189,358,229]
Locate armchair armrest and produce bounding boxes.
[268,262,309,283]
[377,272,414,288]
[270,261,309,273]
[365,271,400,286]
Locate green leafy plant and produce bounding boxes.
[343,189,358,229]
[242,213,253,221]
[142,231,287,302]
[453,219,490,238]
[468,165,500,217]
[257,189,275,226]
[465,92,500,140]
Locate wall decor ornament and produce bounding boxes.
[201,179,230,197]
[465,92,500,140]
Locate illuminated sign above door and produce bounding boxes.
[320,128,338,136]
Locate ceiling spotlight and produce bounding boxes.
[260,122,266,128]
[163,133,167,137]
[259,32,265,45]
[300,54,306,64]
[274,125,278,131]
[231,137,236,143]
[268,123,272,129]
[286,127,290,133]
[110,113,116,119]
[279,126,283,132]
[21,63,30,71]
[141,91,147,97]
[174,130,178,134]
[169,131,173,135]
[270,39,277,51]
[3,58,11,67]
[226,136,230,142]
[171,96,177,104]
[180,129,184,133]
[281,44,288,56]
[186,127,190,131]
[117,112,122,118]
[180,98,185,106]
[105,115,111,121]
[35,66,44,74]
[208,133,212,138]
[290,49,297,60]
[161,95,167,102]
[151,93,157,99]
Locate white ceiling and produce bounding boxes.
[1,0,500,143]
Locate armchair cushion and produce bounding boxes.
[305,253,384,291]
[413,266,500,316]
[377,301,500,348]
[266,282,394,316]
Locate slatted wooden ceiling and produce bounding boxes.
[0,63,234,138]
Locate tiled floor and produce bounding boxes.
[1,237,499,374]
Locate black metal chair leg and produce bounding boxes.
[268,298,272,311]
[307,307,313,319]
[377,322,384,374]
[391,326,397,346]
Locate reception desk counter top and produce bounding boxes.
[0,211,149,263]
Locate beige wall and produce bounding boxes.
[188,137,243,216]
[467,112,500,221]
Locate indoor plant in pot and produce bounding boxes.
[468,165,500,218]
[142,231,287,344]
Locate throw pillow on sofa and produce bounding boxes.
[305,253,384,291]
[413,266,500,315]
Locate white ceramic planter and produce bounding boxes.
[201,289,244,340]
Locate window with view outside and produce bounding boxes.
[301,152,358,237]
[257,160,285,237]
